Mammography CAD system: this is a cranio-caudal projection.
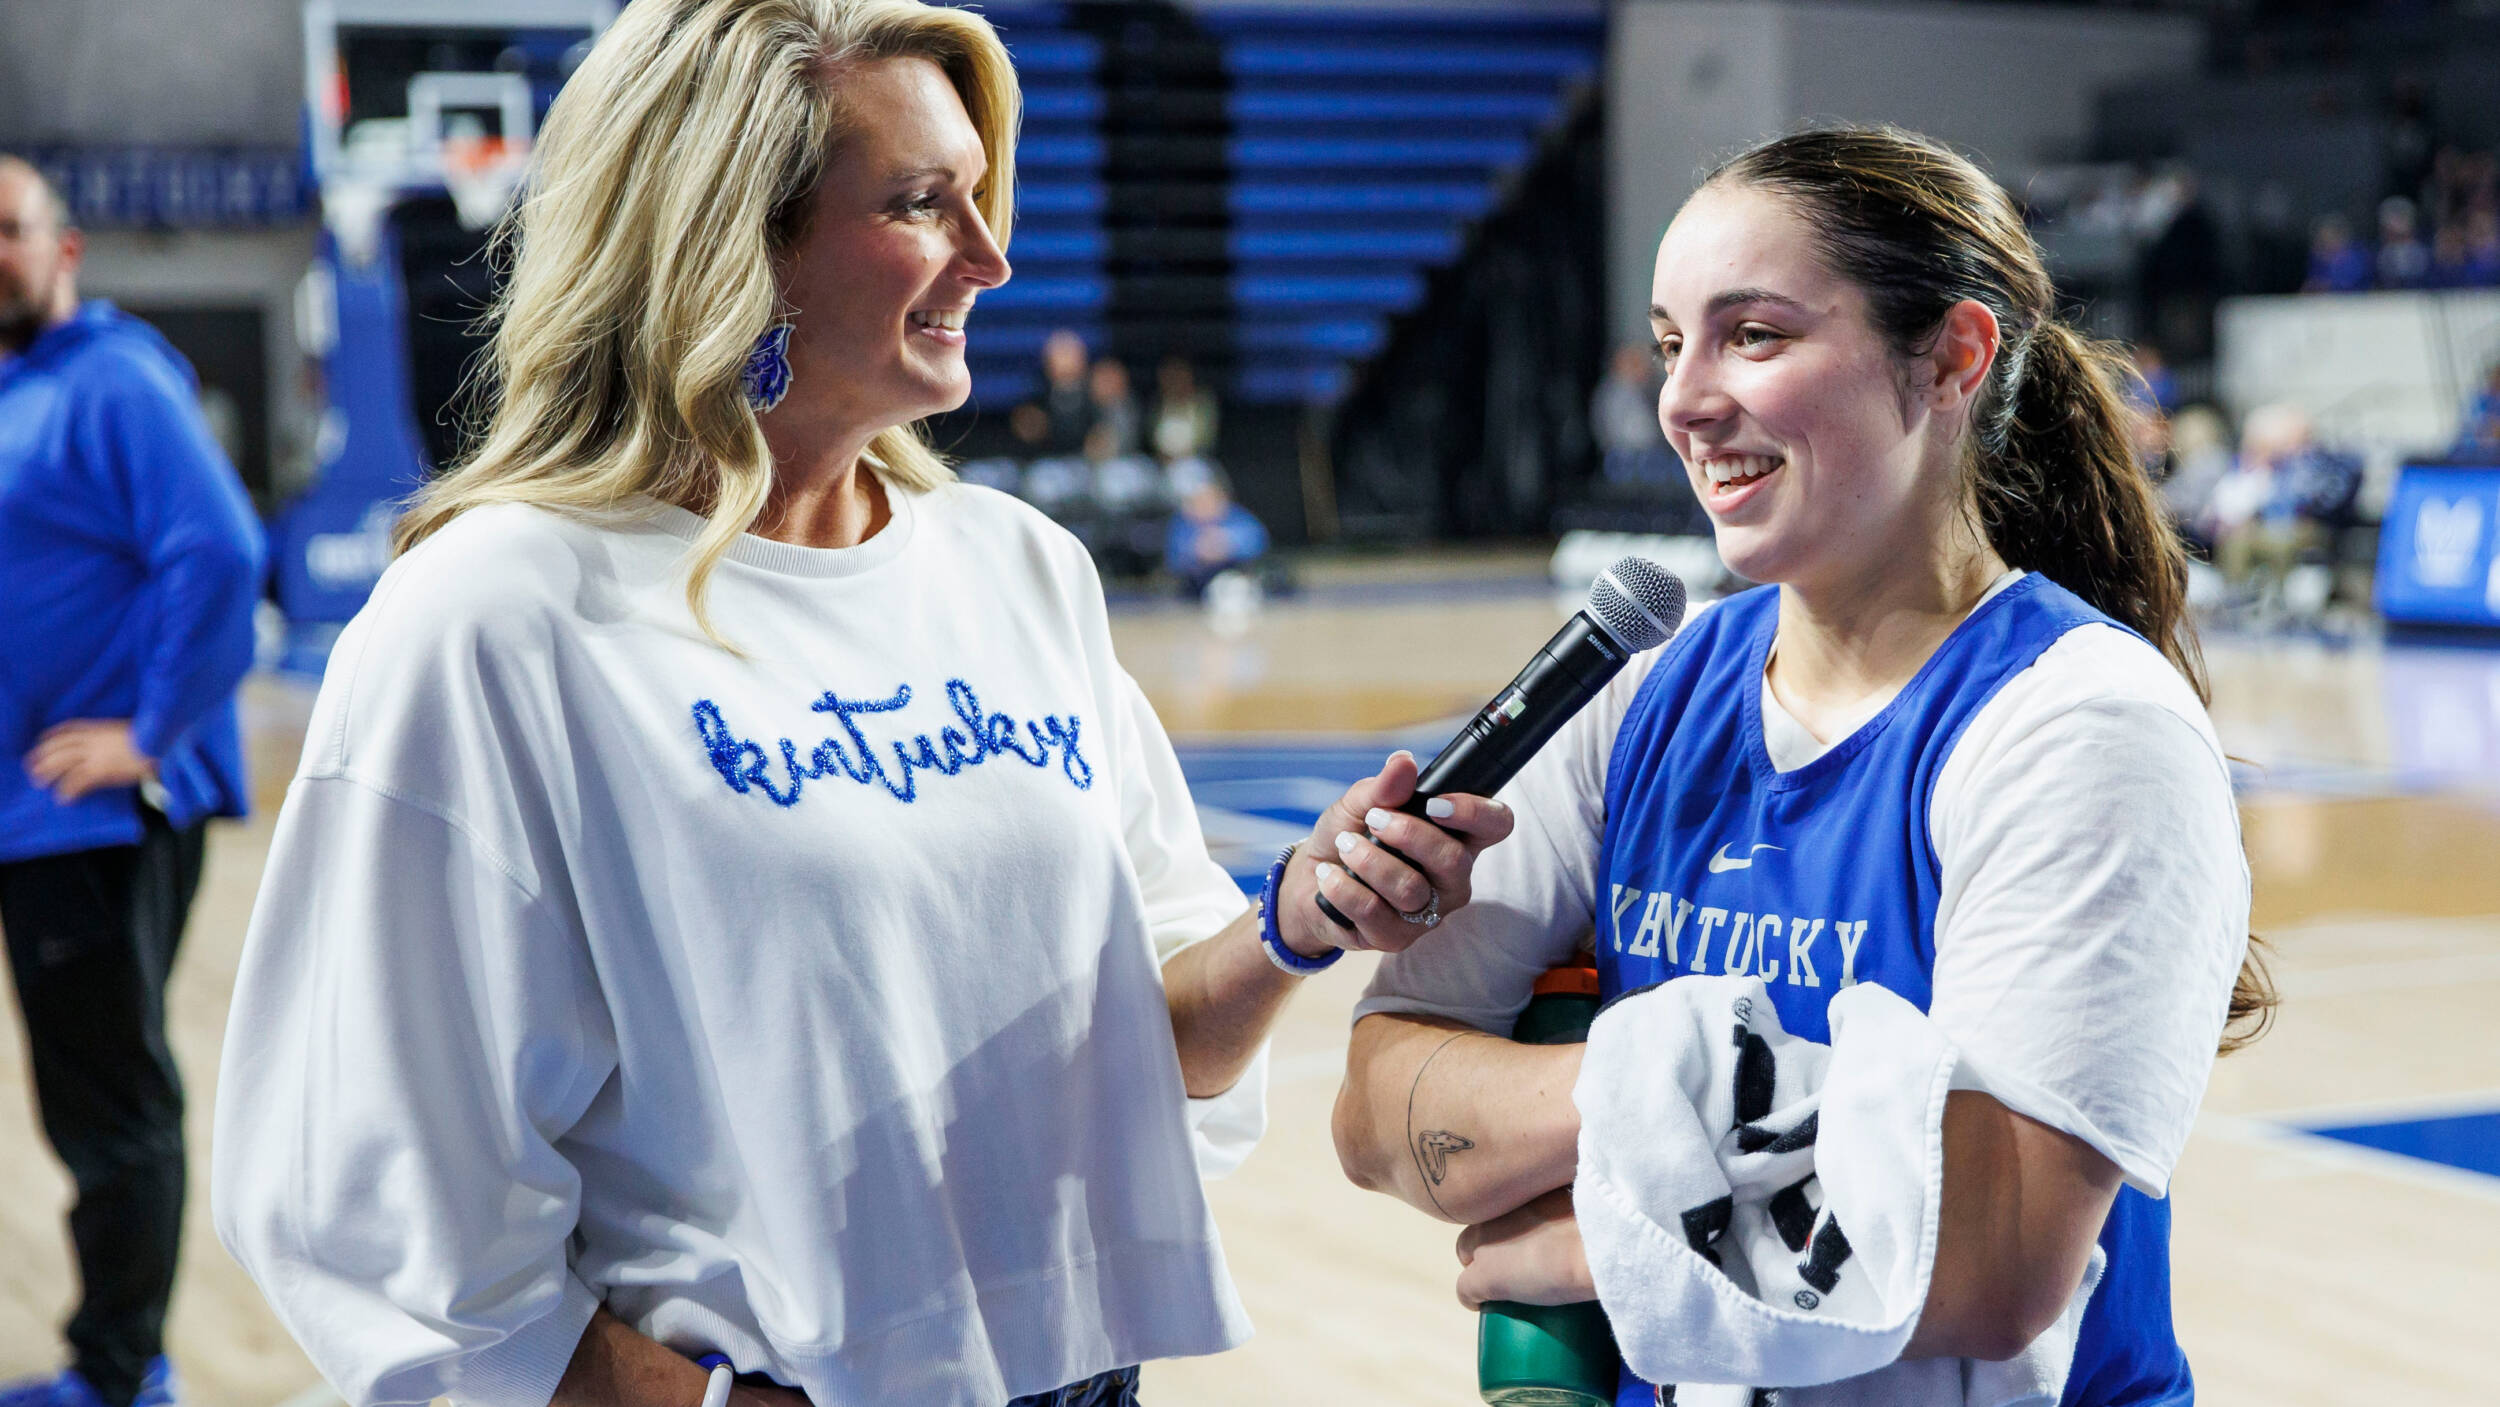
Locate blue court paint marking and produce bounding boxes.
[1176,735,1457,893]
[2301,1110,2500,1181]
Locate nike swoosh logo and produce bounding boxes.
[1708,843,1785,874]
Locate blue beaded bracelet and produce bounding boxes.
[1259,842,1341,975]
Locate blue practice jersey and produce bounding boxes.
[1595,575,2192,1407]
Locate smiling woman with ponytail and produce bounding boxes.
[1335,125,2263,1406]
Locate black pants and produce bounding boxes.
[0,808,205,1407]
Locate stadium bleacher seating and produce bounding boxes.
[968,1,1600,411]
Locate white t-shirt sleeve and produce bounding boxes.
[212,774,615,1407]
[1110,668,1269,1178]
[1926,625,2250,1197]
[1353,647,1664,1033]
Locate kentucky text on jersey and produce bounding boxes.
[693,678,1093,807]
[1608,885,1871,989]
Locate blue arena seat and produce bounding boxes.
[955,2,1597,410]
[981,275,1109,311]
[1228,137,1532,170]
[1229,182,1495,217]
[1006,229,1110,262]
[1223,41,1594,81]
[1021,87,1105,121]
[1231,229,1462,262]
[1018,134,1107,170]
[1016,181,1108,216]
[1000,34,1100,75]
[1227,91,1561,125]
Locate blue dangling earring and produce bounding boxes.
[742,322,794,412]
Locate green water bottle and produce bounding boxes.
[1478,964,1618,1407]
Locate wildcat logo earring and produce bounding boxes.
[742,322,794,412]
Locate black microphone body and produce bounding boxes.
[1311,556,1683,932]
[1400,610,1631,816]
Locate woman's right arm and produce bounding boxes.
[1335,1013,1583,1225]
[1328,647,1648,1224]
[212,771,617,1407]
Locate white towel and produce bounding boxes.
[1572,976,2103,1407]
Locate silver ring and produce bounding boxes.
[1397,887,1442,928]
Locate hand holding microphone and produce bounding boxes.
[1302,558,1687,942]
[1282,753,1517,956]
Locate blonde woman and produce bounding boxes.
[210,4,1508,1406]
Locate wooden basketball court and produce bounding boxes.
[3,552,2495,1407]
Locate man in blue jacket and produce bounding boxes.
[0,156,265,1407]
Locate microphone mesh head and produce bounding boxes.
[1587,557,1686,652]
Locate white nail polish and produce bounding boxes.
[1364,807,1392,831]
[1333,832,1357,856]
[1425,797,1455,819]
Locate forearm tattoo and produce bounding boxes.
[1407,1030,1479,1215]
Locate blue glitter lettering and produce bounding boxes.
[693,680,1088,809]
[1040,715,1092,789]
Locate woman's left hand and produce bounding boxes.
[1455,1186,1596,1309]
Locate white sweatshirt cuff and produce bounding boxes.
[452,1271,602,1407]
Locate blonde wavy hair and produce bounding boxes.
[391,0,1019,638]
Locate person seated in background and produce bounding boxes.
[2159,405,2234,559]
[1164,472,1268,600]
[2375,197,2432,289]
[1083,355,1139,463]
[1010,325,1095,456]
[2429,220,2479,288]
[2461,208,2500,287]
[2304,214,2372,293]
[2454,360,2500,460]
[1150,354,1219,464]
[2208,404,2360,618]
[1589,342,1669,485]
[2128,344,2178,415]
[1587,342,1705,536]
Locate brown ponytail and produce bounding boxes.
[1709,126,2277,1053]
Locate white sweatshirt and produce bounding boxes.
[212,485,1262,1407]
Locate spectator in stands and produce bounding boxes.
[1083,354,1139,462]
[2208,404,2360,616]
[2454,360,2500,461]
[0,154,266,1407]
[2160,405,2234,559]
[2462,208,2500,287]
[1010,325,1095,455]
[1591,342,1677,488]
[2304,214,2371,292]
[2248,182,2311,294]
[1150,354,1219,463]
[2384,77,2437,208]
[2429,220,2478,288]
[1164,472,1269,600]
[2427,146,2497,232]
[2137,171,2221,357]
[2128,344,2178,416]
[2375,197,2432,289]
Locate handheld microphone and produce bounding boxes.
[1317,557,1688,930]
